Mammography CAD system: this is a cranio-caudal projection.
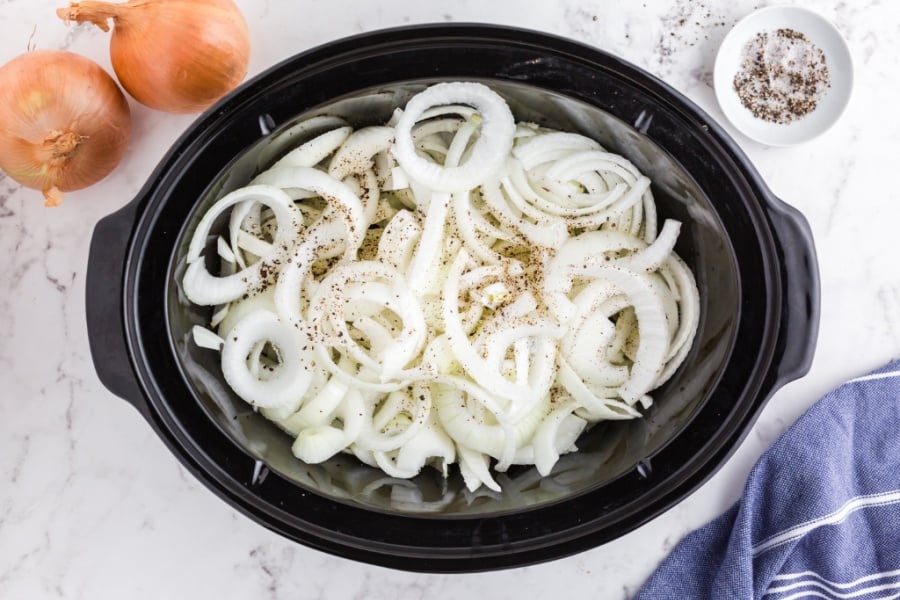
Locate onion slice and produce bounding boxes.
[182,185,301,306]
[392,82,515,192]
[220,310,314,409]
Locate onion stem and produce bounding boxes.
[57,1,123,31]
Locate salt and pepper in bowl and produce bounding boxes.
[714,5,853,146]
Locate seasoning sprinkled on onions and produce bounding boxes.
[57,0,250,114]
[0,50,130,206]
[180,82,702,491]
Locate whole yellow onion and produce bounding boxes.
[0,50,131,206]
[58,0,251,114]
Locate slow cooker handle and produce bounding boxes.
[765,195,821,387]
[86,200,151,420]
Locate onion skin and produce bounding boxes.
[58,0,250,114]
[0,50,131,206]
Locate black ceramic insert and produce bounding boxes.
[85,25,819,572]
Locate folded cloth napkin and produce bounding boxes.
[636,360,900,600]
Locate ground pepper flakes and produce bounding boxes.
[733,28,831,124]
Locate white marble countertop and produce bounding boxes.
[1,0,898,598]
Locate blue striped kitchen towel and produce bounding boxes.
[636,360,900,600]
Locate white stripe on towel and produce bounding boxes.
[847,370,900,384]
[766,576,900,598]
[773,569,900,588]
[773,583,900,600]
[752,490,900,557]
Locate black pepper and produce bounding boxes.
[733,28,830,124]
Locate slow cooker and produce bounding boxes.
[85,25,819,572]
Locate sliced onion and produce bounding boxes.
[274,216,346,329]
[443,250,560,411]
[266,126,352,171]
[458,445,501,492]
[220,310,314,409]
[328,126,395,179]
[558,357,642,420]
[432,379,548,463]
[621,219,681,273]
[216,236,236,264]
[392,82,515,192]
[356,383,431,452]
[512,131,601,170]
[183,185,301,306]
[406,191,450,295]
[182,82,702,493]
[543,228,646,323]
[227,199,261,269]
[258,115,349,170]
[376,210,421,271]
[531,400,587,476]
[291,389,364,463]
[481,171,568,249]
[191,325,224,350]
[249,166,365,254]
[291,376,349,429]
[307,261,427,382]
[655,255,700,386]
[581,266,671,404]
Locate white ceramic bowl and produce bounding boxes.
[714,5,853,146]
